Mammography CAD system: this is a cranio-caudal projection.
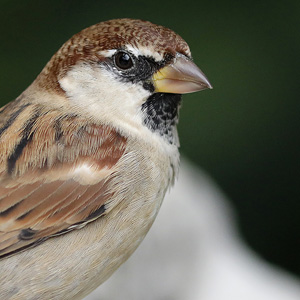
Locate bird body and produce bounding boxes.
[0,19,211,299]
[0,135,172,299]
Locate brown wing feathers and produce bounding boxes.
[0,103,127,258]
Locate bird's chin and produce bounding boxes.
[144,92,182,106]
[141,93,182,144]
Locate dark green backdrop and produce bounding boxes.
[0,0,299,276]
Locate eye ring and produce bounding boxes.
[114,51,134,70]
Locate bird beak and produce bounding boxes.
[152,54,213,94]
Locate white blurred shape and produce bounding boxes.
[85,159,300,300]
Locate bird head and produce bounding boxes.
[32,19,212,144]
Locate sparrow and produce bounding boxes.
[0,18,212,299]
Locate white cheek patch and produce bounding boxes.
[59,63,151,137]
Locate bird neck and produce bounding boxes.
[141,93,181,145]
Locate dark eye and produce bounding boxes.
[114,51,134,70]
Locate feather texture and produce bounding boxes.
[0,103,127,257]
[0,18,210,299]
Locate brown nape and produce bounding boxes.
[34,19,191,95]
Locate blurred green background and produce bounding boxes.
[0,0,299,277]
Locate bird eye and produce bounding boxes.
[114,51,134,70]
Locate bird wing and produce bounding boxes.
[0,103,127,258]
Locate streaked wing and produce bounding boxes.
[0,103,127,258]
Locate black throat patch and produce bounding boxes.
[141,93,182,144]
